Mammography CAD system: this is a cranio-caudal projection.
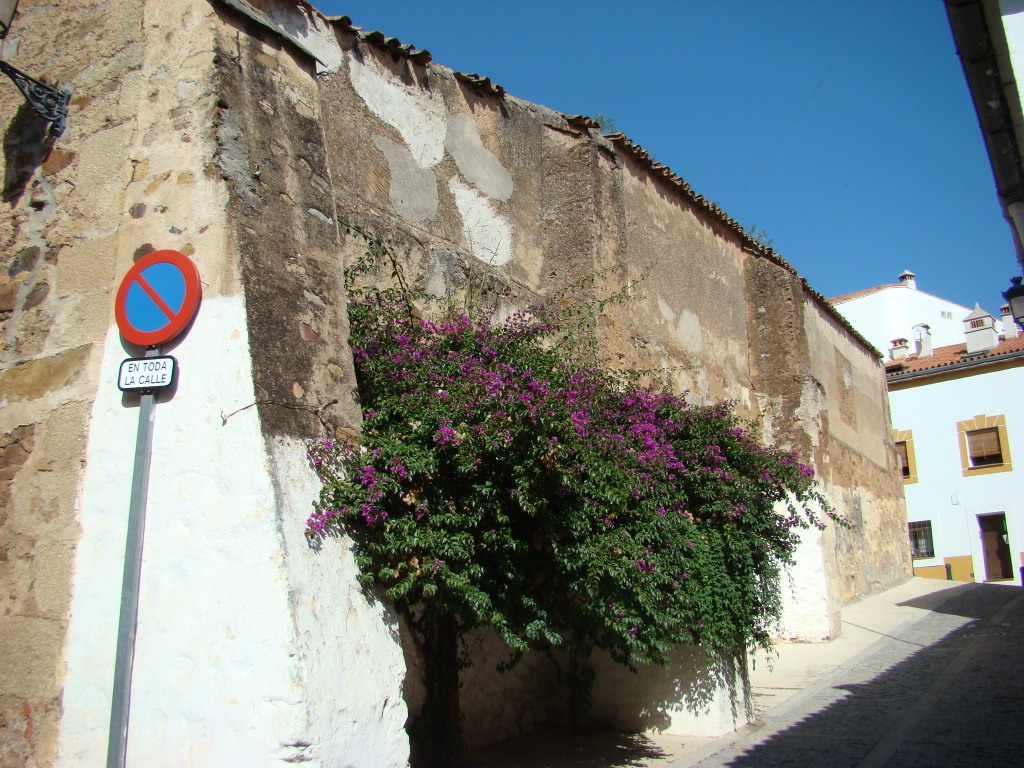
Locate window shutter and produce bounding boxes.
[968,428,1002,465]
[895,442,909,477]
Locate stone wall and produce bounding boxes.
[1,2,146,763]
[0,0,909,764]
[206,0,909,748]
[5,2,407,766]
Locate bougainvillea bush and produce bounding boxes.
[307,235,835,765]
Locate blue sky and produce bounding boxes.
[311,1,1019,313]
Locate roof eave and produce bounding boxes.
[886,347,1024,383]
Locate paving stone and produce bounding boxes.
[686,584,1024,768]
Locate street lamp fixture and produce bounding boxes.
[1003,276,1024,328]
[0,0,69,139]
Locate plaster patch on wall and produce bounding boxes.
[757,393,783,445]
[796,373,826,449]
[422,251,467,298]
[737,385,753,411]
[216,0,343,73]
[348,52,446,169]
[676,308,703,354]
[56,297,306,765]
[268,437,410,768]
[266,3,343,72]
[778,520,831,641]
[372,136,439,222]
[423,258,450,298]
[445,113,513,201]
[448,178,514,266]
[589,646,745,737]
[656,296,674,323]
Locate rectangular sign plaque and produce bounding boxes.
[118,355,176,392]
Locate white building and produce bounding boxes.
[836,277,1024,584]
[830,270,999,352]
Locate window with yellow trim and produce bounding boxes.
[957,415,1013,477]
[892,429,918,484]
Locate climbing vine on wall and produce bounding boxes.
[307,228,838,765]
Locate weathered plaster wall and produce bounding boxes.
[404,628,562,751]
[204,0,908,747]
[608,154,752,407]
[57,300,303,765]
[205,5,411,766]
[801,301,911,609]
[402,630,747,750]
[588,647,747,737]
[741,260,909,638]
[1,2,148,763]
[4,1,407,765]
[315,21,908,627]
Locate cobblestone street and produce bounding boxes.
[689,583,1024,767]
[471,579,1024,767]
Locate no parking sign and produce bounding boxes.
[107,248,202,767]
[115,249,201,348]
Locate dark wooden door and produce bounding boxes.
[979,514,1013,581]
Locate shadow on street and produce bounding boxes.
[718,583,1024,767]
[466,728,671,768]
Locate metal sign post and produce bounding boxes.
[106,346,160,768]
[106,249,200,767]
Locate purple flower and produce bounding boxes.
[570,410,590,436]
[636,558,656,574]
[357,465,378,487]
[433,419,460,447]
[359,503,387,525]
[389,459,410,482]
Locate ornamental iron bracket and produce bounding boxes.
[0,57,69,139]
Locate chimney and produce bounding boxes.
[898,270,917,290]
[890,337,910,360]
[912,323,933,357]
[963,304,999,353]
[1000,304,1020,339]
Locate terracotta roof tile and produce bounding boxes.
[885,334,1024,378]
[329,15,433,63]
[828,283,903,304]
[453,71,505,98]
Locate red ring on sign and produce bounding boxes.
[115,250,202,347]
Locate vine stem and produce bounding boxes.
[220,398,339,433]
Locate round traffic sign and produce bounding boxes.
[115,250,201,347]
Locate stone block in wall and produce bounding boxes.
[0,617,65,699]
[53,235,118,295]
[0,530,37,618]
[30,540,77,619]
[71,123,134,238]
[0,425,34,484]
[0,693,60,768]
[0,346,91,403]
